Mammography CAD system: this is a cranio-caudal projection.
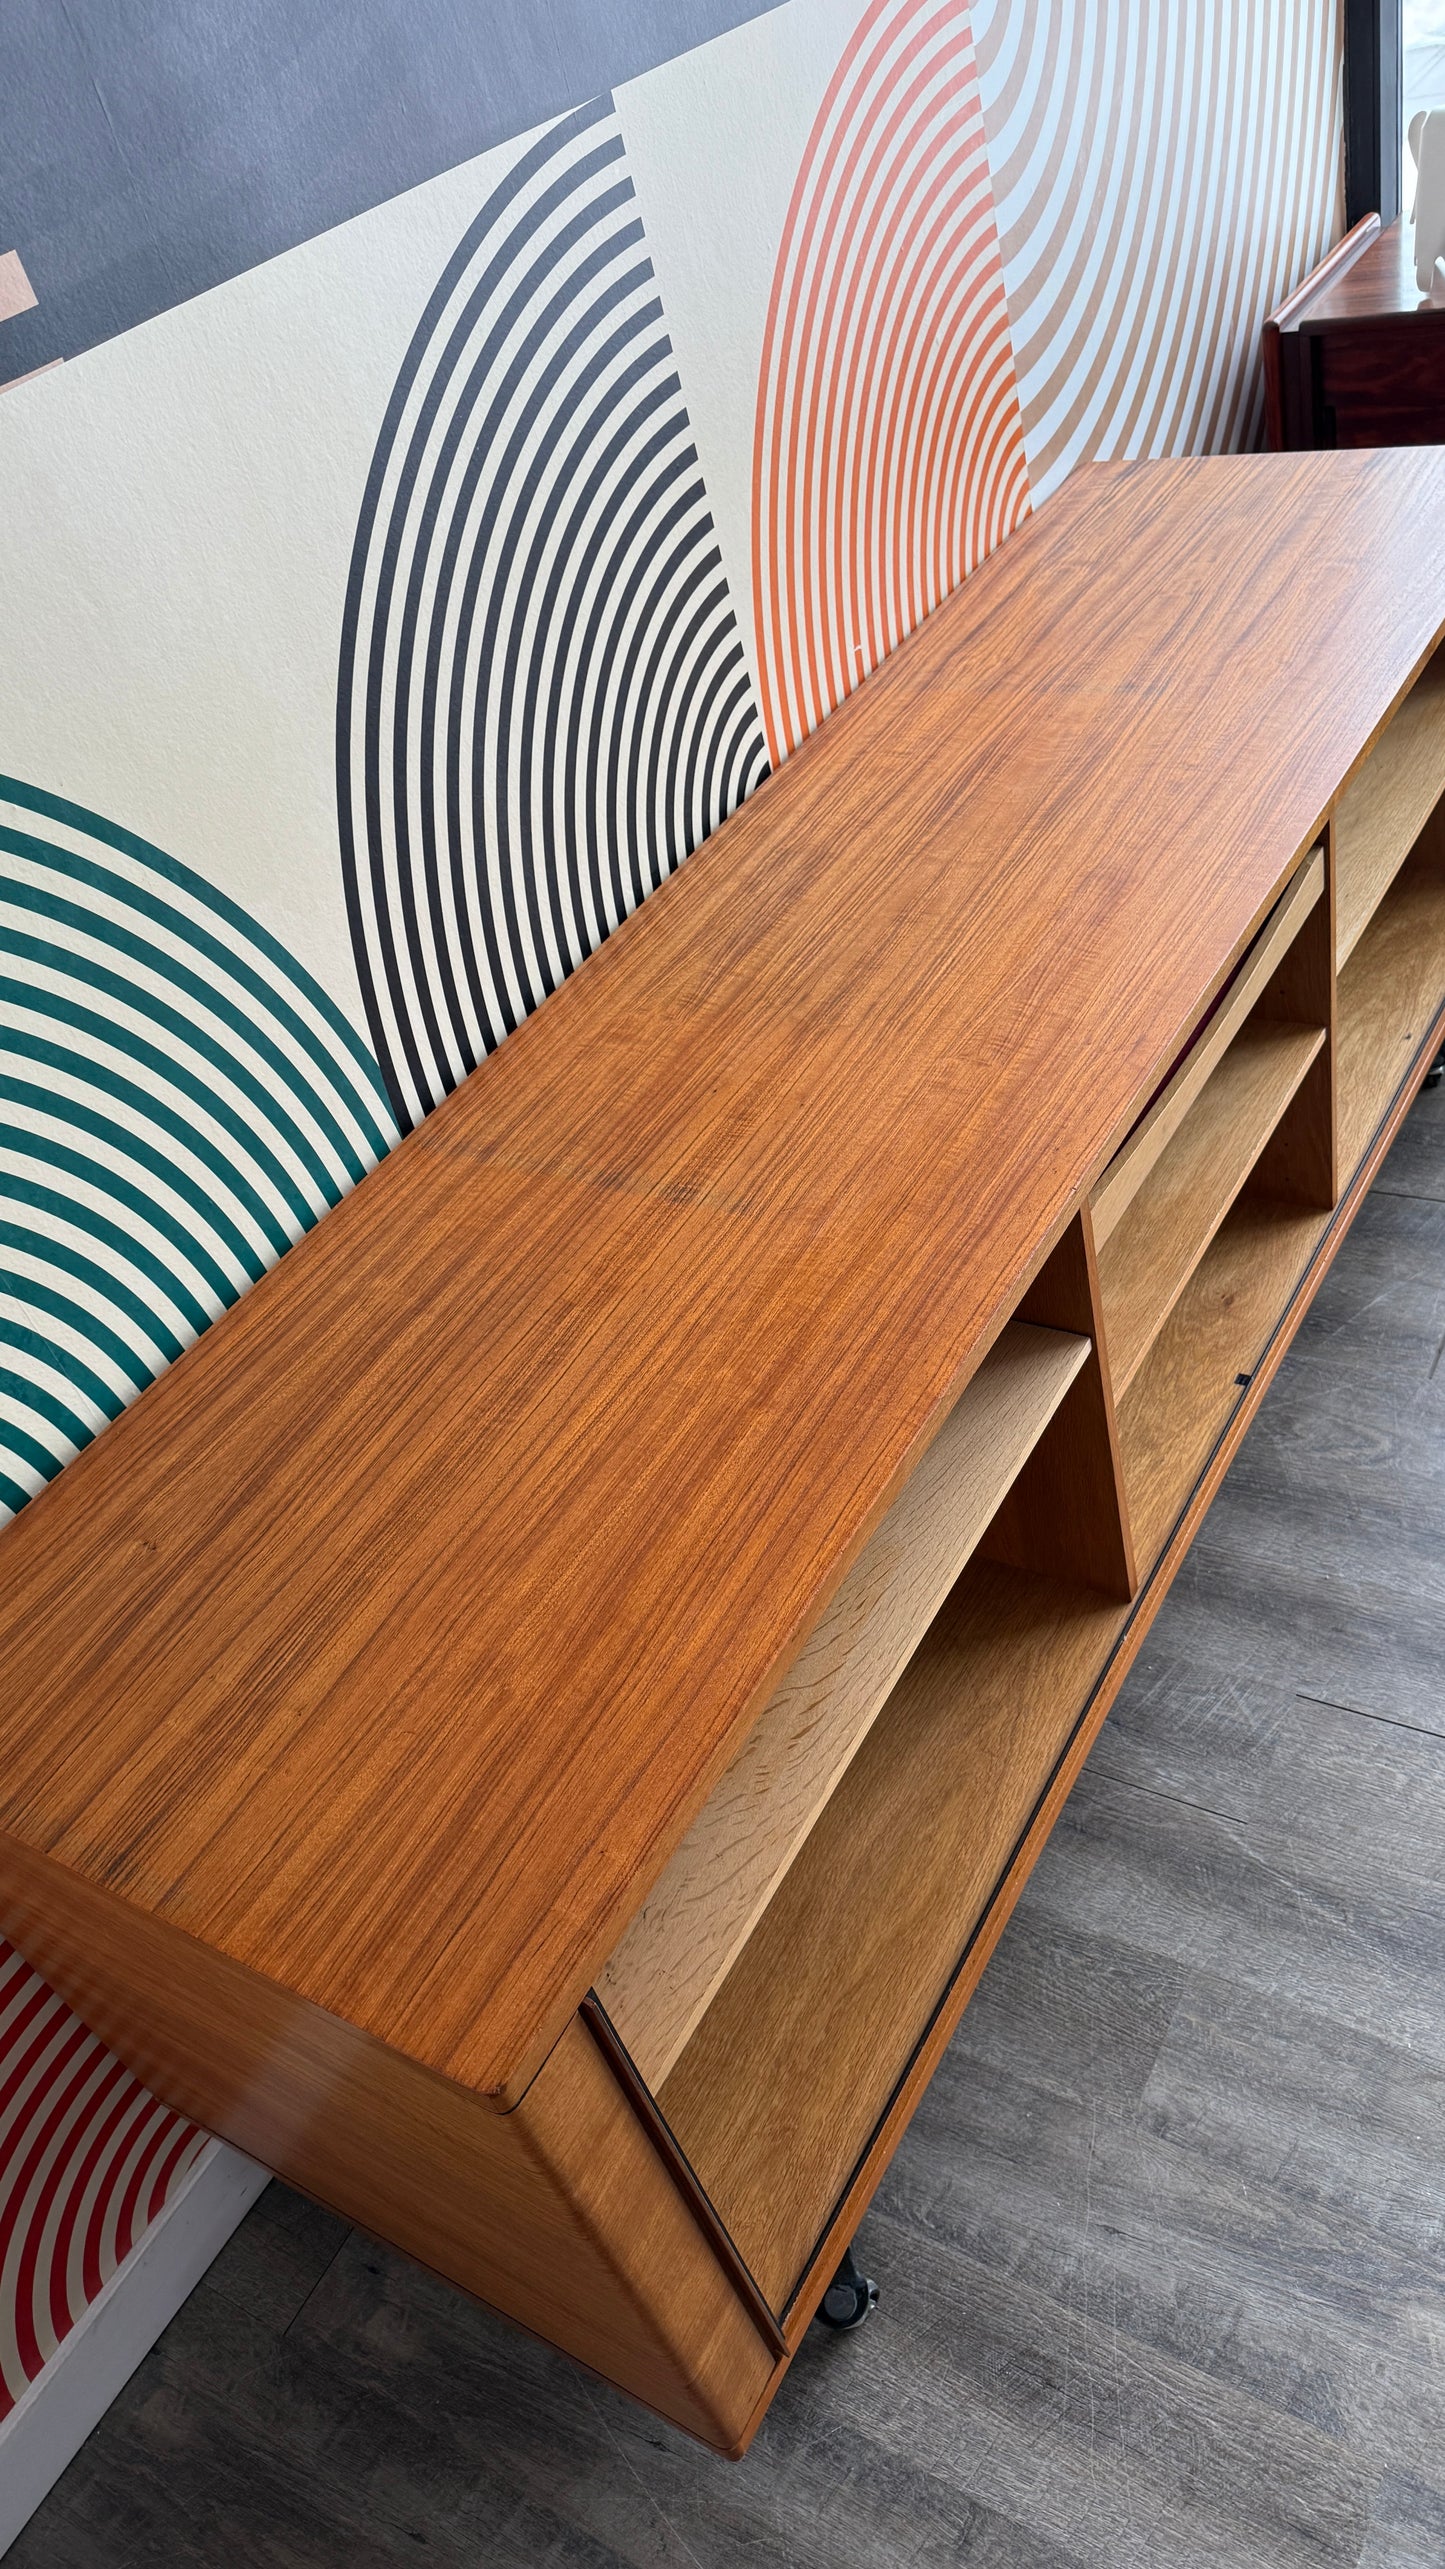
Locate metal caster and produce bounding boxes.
[1424,1049,1445,1090]
[815,2242,879,2331]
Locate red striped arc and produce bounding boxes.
[0,1939,205,2416]
[9,2034,128,2381]
[752,0,1031,767]
[795,12,970,706]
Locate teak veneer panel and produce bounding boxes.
[1097,1020,1327,1396]
[1089,848,1325,1249]
[659,1558,1124,2313]
[4,453,1445,2119]
[0,1836,776,2452]
[598,1321,1090,2091]
[1334,645,1445,966]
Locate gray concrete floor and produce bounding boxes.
[15,1082,1445,2569]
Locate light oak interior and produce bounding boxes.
[599,1321,1090,2089]
[643,699,1445,2326]
[658,1556,1124,2311]
[1090,847,1325,1251]
[1335,641,1445,966]
[1121,810,1445,1566]
[1096,1017,1325,1397]
[1337,800,1445,1170]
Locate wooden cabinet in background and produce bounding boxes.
[3,451,1445,2454]
[1265,211,1445,447]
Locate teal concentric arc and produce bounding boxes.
[0,777,399,1523]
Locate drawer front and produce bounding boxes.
[1314,318,1445,446]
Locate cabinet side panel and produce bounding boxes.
[0,1840,772,2449]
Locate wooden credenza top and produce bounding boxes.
[4,449,1445,2110]
[1295,214,1432,328]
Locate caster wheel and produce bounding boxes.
[1426,1054,1445,1091]
[816,2248,879,2331]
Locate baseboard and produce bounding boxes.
[0,2141,269,2557]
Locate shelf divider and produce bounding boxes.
[982,1208,1136,1600]
[1338,804,1445,1174]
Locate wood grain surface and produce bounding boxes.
[1118,1198,1327,1567]
[598,1323,1089,2090]
[3,452,1445,2116]
[980,1211,1136,1600]
[1320,329,1445,449]
[667,823,1445,2329]
[1121,824,1445,1567]
[22,1083,1445,2569]
[1338,811,1445,1175]
[0,1838,776,2451]
[1243,830,1338,1213]
[1290,213,1422,327]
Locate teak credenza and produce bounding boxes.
[5,451,1445,2455]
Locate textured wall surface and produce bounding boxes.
[0,0,1342,2425]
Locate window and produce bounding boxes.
[1405,1,1445,203]
[1344,0,1402,226]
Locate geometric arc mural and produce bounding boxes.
[0,1937,207,2419]
[338,94,770,1129]
[753,0,1031,763]
[0,775,397,1525]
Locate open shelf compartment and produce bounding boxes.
[1091,846,1325,1251]
[1335,639,1445,968]
[1120,814,1445,1568]
[1096,1015,1325,1398]
[657,1553,1127,2314]
[614,671,1445,2339]
[597,1319,1091,2091]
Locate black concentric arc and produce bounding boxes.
[337,94,769,1128]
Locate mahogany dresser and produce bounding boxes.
[4,449,1445,2453]
[1265,211,1445,447]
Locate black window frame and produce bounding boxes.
[1345,0,1404,227]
